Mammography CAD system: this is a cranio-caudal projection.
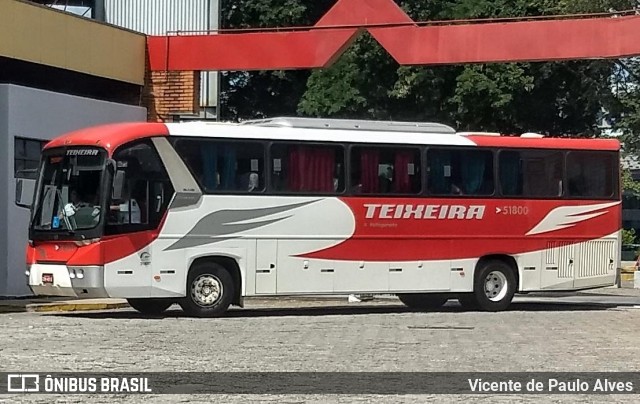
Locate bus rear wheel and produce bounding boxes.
[471,260,516,312]
[127,298,174,315]
[398,293,449,310]
[179,261,234,318]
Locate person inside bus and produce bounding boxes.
[61,190,84,221]
[61,189,100,227]
[451,183,463,195]
[379,166,393,193]
[69,189,89,208]
[247,172,259,192]
[110,185,141,224]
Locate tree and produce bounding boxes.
[219,0,334,121]
[220,0,640,139]
[298,0,635,136]
[613,59,640,152]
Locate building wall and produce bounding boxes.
[104,0,219,111]
[144,70,200,122]
[0,87,9,298]
[0,0,146,86]
[1,84,147,296]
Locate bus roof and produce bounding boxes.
[45,122,169,154]
[44,119,620,155]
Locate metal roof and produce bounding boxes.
[240,117,457,134]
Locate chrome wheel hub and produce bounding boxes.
[484,271,508,302]
[191,274,223,307]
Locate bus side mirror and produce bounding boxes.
[112,170,126,200]
[15,178,36,209]
[15,169,37,209]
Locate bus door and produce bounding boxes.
[255,239,277,294]
[104,140,175,297]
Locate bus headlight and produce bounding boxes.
[68,267,85,279]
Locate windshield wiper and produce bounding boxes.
[31,187,52,230]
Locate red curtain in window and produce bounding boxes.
[288,146,335,192]
[288,146,305,191]
[359,149,380,193]
[394,150,413,193]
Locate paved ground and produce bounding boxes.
[2,290,640,403]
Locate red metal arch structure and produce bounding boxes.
[147,0,640,71]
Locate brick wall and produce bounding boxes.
[143,70,200,122]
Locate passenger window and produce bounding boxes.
[106,141,174,234]
[567,151,615,198]
[499,150,562,197]
[350,147,421,194]
[427,149,494,195]
[270,143,345,193]
[173,139,265,193]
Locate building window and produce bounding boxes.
[14,137,46,177]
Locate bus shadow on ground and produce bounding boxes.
[51,301,628,320]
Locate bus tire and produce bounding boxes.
[127,298,174,315]
[180,261,234,318]
[398,293,449,310]
[472,260,516,312]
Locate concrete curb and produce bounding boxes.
[0,300,130,314]
[30,302,130,313]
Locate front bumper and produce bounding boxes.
[28,264,109,298]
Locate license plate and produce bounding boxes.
[42,274,54,284]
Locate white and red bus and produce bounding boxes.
[21,117,621,317]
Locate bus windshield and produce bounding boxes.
[31,148,106,233]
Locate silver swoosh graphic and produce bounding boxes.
[164,200,318,251]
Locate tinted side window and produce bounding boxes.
[499,150,562,197]
[270,143,345,193]
[350,147,421,194]
[567,151,616,198]
[106,141,174,234]
[173,139,265,193]
[427,149,494,196]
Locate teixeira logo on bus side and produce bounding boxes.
[363,204,486,220]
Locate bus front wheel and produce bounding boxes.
[398,293,449,310]
[180,261,234,318]
[127,298,174,315]
[471,260,516,312]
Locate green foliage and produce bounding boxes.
[219,0,335,121]
[622,166,640,195]
[622,228,636,245]
[613,59,640,153]
[220,0,640,145]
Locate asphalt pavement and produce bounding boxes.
[1,288,640,402]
